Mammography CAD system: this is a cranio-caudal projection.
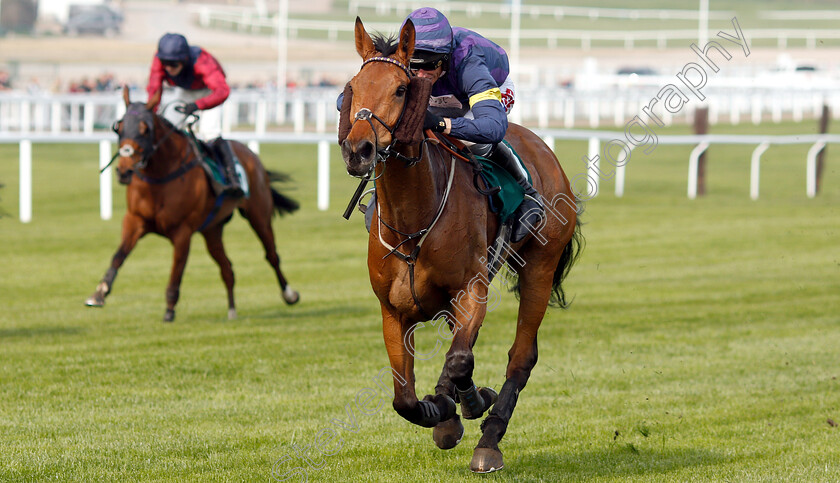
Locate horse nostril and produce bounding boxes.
[358,140,374,161]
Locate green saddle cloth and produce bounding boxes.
[197,141,250,198]
[476,140,532,223]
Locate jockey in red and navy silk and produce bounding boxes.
[406,7,543,243]
[146,33,230,114]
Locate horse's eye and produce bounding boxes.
[396,85,407,97]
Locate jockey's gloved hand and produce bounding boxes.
[181,102,198,116]
[424,111,446,132]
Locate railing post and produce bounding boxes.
[806,141,826,198]
[83,101,95,135]
[293,99,305,134]
[19,140,32,223]
[316,100,327,133]
[51,101,61,134]
[21,100,31,134]
[688,142,709,200]
[615,146,633,198]
[587,137,600,197]
[99,140,112,220]
[256,100,267,137]
[317,140,330,211]
[750,142,770,200]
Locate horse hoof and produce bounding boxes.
[470,447,504,474]
[433,414,463,450]
[163,310,175,323]
[282,286,300,305]
[84,293,105,307]
[228,308,237,320]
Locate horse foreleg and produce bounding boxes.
[85,214,146,307]
[162,228,193,322]
[472,269,553,473]
[443,285,497,419]
[201,224,236,320]
[382,306,455,428]
[430,285,498,450]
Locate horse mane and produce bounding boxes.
[371,32,399,57]
[156,112,178,132]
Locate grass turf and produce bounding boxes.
[0,120,838,481]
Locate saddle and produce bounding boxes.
[430,133,529,224]
[189,136,248,198]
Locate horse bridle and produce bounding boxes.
[350,56,425,175]
[108,105,189,181]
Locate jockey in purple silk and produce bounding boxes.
[406,7,544,243]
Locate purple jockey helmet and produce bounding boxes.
[404,7,453,55]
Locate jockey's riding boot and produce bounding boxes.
[488,142,544,243]
[213,139,244,198]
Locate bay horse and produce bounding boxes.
[85,87,300,322]
[340,19,583,473]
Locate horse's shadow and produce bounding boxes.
[245,304,372,322]
[0,326,85,339]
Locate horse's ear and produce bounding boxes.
[396,19,415,65]
[146,88,161,111]
[122,85,131,106]
[354,16,376,60]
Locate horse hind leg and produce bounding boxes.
[471,267,554,473]
[201,224,236,319]
[241,205,299,305]
[162,228,193,322]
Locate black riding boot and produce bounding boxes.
[212,139,244,198]
[474,142,544,243]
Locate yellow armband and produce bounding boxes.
[468,88,502,108]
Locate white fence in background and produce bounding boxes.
[2,85,839,137]
[197,2,837,50]
[539,129,840,200]
[348,0,737,20]
[4,128,839,223]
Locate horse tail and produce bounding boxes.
[266,170,300,216]
[550,207,585,308]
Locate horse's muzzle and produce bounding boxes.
[341,139,376,177]
[116,168,133,185]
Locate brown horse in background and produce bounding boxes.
[340,19,583,472]
[85,87,300,322]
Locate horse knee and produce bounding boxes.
[446,351,474,389]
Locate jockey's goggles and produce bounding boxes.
[409,52,448,73]
[161,60,182,68]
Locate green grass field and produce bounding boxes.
[1,120,838,481]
